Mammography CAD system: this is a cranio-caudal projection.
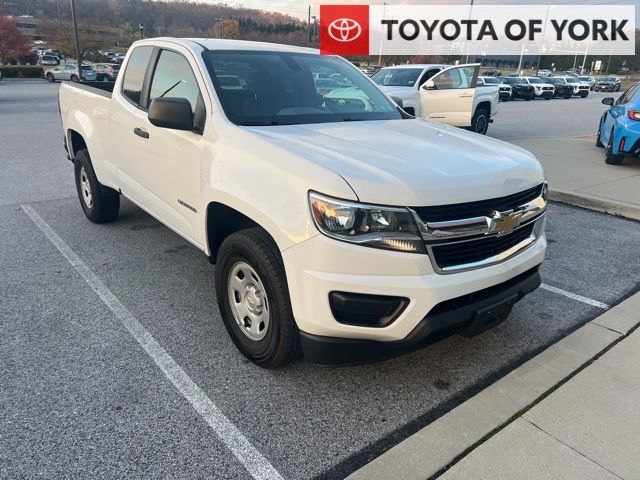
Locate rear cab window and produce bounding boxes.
[121,46,153,106]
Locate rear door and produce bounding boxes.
[418,64,479,126]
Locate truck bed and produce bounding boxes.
[62,80,114,98]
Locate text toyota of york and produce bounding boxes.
[381,18,630,41]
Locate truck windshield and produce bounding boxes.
[371,68,423,87]
[202,51,401,126]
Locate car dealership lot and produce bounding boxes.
[2,82,639,479]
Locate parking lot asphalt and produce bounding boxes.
[1,82,639,479]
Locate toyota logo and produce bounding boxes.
[328,18,362,42]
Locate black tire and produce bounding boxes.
[467,107,490,135]
[74,149,120,223]
[580,93,588,98]
[616,85,620,92]
[604,129,625,165]
[46,73,55,83]
[524,96,532,101]
[564,95,571,99]
[544,96,551,100]
[71,74,79,82]
[215,228,299,368]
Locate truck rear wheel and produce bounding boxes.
[604,129,625,165]
[74,149,120,223]
[215,227,299,368]
[467,107,489,135]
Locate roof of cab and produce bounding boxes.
[131,37,320,55]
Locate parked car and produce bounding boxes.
[537,69,552,77]
[521,77,555,99]
[561,76,590,97]
[595,76,621,92]
[314,78,342,95]
[372,64,499,134]
[482,69,502,77]
[478,75,511,101]
[596,82,640,165]
[58,38,547,367]
[94,63,120,81]
[46,64,97,82]
[501,77,535,100]
[40,55,59,66]
[363,65,382,76]
[577,76,596,90]
[545,77,574,98]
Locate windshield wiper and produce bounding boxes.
[238,120,286,126]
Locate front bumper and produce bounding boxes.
[301,265,541,365]
[282,219,546,363]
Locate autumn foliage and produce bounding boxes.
[0,15,30,63]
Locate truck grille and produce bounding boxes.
[431,223,535,269]
[413,184,543,223]
[542,86,553,91]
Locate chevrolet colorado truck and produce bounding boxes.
[371,64,499,135]
[59,38,547,368]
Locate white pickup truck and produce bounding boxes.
[371,64,499,135]
[59,38,547,368]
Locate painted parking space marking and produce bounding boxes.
[21,204,283,480]
[540,283,610,310]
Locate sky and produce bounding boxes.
[213,0,639,23]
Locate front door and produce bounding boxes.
[419,64,479,126]
[129,47,206,244]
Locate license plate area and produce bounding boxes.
[459,293,520,337]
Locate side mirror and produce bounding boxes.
[148,97,197,132]
[390,96,403,108]
[602,97,614,106]
[423,79,436,90]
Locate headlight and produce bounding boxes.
[309,192,425,253]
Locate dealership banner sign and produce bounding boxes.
[320,5,635,56]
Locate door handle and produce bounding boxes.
[134,127,149,139]
[458,93,473,98]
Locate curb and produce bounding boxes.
[346,290,640,480]
[549,188,640,221]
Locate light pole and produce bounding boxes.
[69,0,82,78]
[307,5,311,47]
[139,23,144,40]
[464,0,474,63]
[377,2,386,65]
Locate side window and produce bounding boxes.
[617,84,639,105]
[419,69,440,87]
[431,66,477,90]
[148,50,201,114]
[121,46,153,106]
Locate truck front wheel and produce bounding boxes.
[74,149,120,223]
[215,227,299,368]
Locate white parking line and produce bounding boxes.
[540,283,610,310]
[21,204,283,480]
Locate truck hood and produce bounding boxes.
[246,119,544,206]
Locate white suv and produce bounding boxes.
[522,77,555,99]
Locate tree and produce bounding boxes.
[0,15,30,63]
[213,19,240,39]
[39,19,113,65]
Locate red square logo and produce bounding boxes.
[320,5,370,55]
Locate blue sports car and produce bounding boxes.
[597,82,640,165]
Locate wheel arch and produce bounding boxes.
[205,202,281,264]
[66,129,87,161]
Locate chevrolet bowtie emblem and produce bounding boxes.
[488,209,522,236]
